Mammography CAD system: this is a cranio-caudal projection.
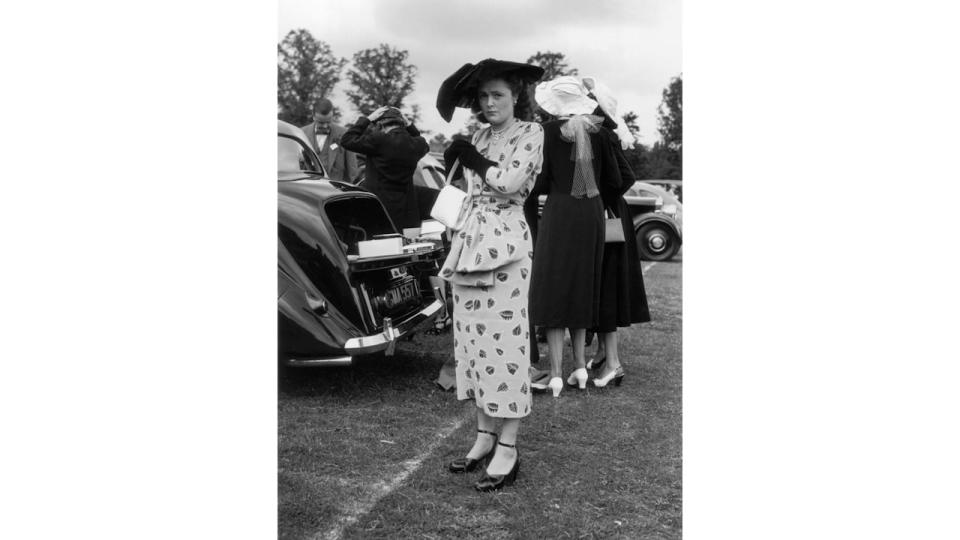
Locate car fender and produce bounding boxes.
[278,247,361,358]
[633,213,682,242]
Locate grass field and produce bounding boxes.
[279,259,681,539]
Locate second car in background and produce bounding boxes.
[623,181,683,261]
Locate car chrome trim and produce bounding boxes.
[359,282,378,328]
[285,356,353,367]
[343,299,444,355]
[383,317,397,356]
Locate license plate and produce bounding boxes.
[385,281,417,308]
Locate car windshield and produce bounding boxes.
[278,135,322,174]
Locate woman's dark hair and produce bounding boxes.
[470,72,536,123]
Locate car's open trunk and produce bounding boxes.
[323,195,445,332]
[324,197,397,256]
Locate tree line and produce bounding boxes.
[278,29,681,180]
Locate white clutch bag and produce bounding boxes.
[429,158,473,231]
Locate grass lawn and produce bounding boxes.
[279,259,681,539]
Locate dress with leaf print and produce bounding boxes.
[449,120,543,418]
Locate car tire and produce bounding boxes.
[636,222,679,261]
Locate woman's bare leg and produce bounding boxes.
[545,327,564,378]
[465,409,498,459]
[570,328,587,370]
[486,417,520,475]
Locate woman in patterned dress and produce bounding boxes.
[435,59,544,491]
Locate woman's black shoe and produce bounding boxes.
[475,442,520,492]
[448,430,497,473]
[586,351,606,371]
[592,366,625,388]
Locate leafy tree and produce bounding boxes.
[621,111,641,140]
[646,142,681,180]
[654,75,682,179]
[277,29,348,126]
[345,44,418,116]
[658,75,682,151]
[525,51,578,81]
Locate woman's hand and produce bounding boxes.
[367,106,390,122]
[443,139,471,167]
[445,139,496,177]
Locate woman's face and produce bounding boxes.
[477,78,515,127]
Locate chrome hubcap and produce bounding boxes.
[648,233,666,251]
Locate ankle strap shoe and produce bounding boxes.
[448,429,497,473]
[475,442,520,492]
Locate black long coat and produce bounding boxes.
[340,118,429,230]
[525,119,623,329]
[593,134,651,331]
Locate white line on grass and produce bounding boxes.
[317,260,659,540]
[314,409,472,540]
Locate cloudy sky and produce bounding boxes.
[278,0,680,144]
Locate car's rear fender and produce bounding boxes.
[633,213,682,242]
[278,265,359,359]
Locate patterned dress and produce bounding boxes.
[441,120,544,418]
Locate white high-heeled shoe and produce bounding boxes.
[547,377,563,397]
[565,367,588,389]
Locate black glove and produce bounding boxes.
[445,139,496,179]
[443,139,471,168]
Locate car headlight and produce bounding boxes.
[661,204,678,216]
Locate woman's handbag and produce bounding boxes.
[429,158,473,231]
[604,209,625,243]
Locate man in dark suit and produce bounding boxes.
[300,98,358,183]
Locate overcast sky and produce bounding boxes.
[278,0,681,145]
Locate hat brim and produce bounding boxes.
[582,77,619,122]
[436,59,544,122]
[535,86,598,117]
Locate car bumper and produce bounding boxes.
[285,298,445,367]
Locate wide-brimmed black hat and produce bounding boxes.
[435,59,545,122]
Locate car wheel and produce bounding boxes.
[636,222,679,261]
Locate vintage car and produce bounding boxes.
[642,178,682,203]
[278,120,447,367]
[623,181,683,261]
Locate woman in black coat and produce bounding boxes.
[581,78,651,387]
[527,77,624,396]
[340,106,430,231]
